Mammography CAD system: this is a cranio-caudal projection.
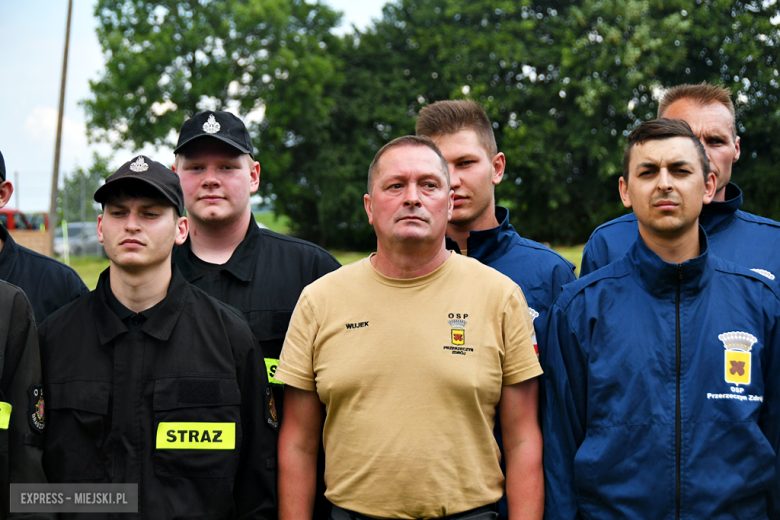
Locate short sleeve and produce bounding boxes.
[275,290,319,391]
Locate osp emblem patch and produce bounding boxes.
[449,319,466,345]
[720,331,757,386]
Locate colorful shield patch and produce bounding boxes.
[451,329,465,345]
[724,350,751,385]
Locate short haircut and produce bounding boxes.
[367,135,450,194]
[101,179,180,218]
[416,100,498,157]
[658,82,736,137]
[622,119,711,181]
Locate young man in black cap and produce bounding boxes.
[0,149,88,324]
[38,156,278,519]
[170,112,340,418]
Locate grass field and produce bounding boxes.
[64,243,584,290]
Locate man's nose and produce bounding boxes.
[658,168,674,191]
[448,164,460,189]
[403,185,422,206]
[202,167,221,187]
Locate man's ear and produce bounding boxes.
[491,152,506,186]
[97,214,104,243]
[702,172,717,205]
[249,160,260,194]
[364,193,374,225]
[0,181,13,209]
[618,176,632,209]
[174,216,189,245]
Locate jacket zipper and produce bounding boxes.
[675,264,683,520]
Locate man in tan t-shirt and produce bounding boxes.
[277,136,543,520]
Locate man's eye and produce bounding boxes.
[458,160,475,167]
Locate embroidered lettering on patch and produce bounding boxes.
[156,422,235,449]
[265,358,283,385]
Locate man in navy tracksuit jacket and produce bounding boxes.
[580,83,780,280]
[544,119,780,519]
[417,100,575,519]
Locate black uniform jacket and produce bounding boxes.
[0,281,48,519]
[172,219,340,418]
[38,266,278,519]
[0,226,88,325]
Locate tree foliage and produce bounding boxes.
[84,0,780,246]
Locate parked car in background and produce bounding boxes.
[54,222,106,257]
[0,207,35,231]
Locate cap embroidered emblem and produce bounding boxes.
[750,268,775,280]
[720,331,757,386]
[129,156,149,172]
[203,114,221,134]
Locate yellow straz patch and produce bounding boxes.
[265,358,283,385]
[156,422,236,450]
[0,402,11,430]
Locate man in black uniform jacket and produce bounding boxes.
[0,281,48,518]
[170,112,340,419]
[0,149,87,325]
[38,156,277,519]
[171,112,339,518]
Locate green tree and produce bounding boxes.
[346,0,779,243]
[83,0,346,245]
[84,0,780,246]
[58,153,112,225]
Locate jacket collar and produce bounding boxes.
[92,264,190,345]
[0,225,19,279]
[699,182,742,234]
[624,227,713,298]
[173,217,259,283]
[445,206,516,263]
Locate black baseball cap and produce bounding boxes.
[174,111,254,158]
[0,150,5,182]
[94,155,185,216]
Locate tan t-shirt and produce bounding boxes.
[276,253,542,519]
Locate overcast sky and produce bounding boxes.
[0,0,388,212]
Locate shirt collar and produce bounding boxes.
[0,225,19,280]
[92,264,190,344]
[173,217,259,283]
[699,182,742,234]
[624,227,713,298]
[445,206,516,262]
